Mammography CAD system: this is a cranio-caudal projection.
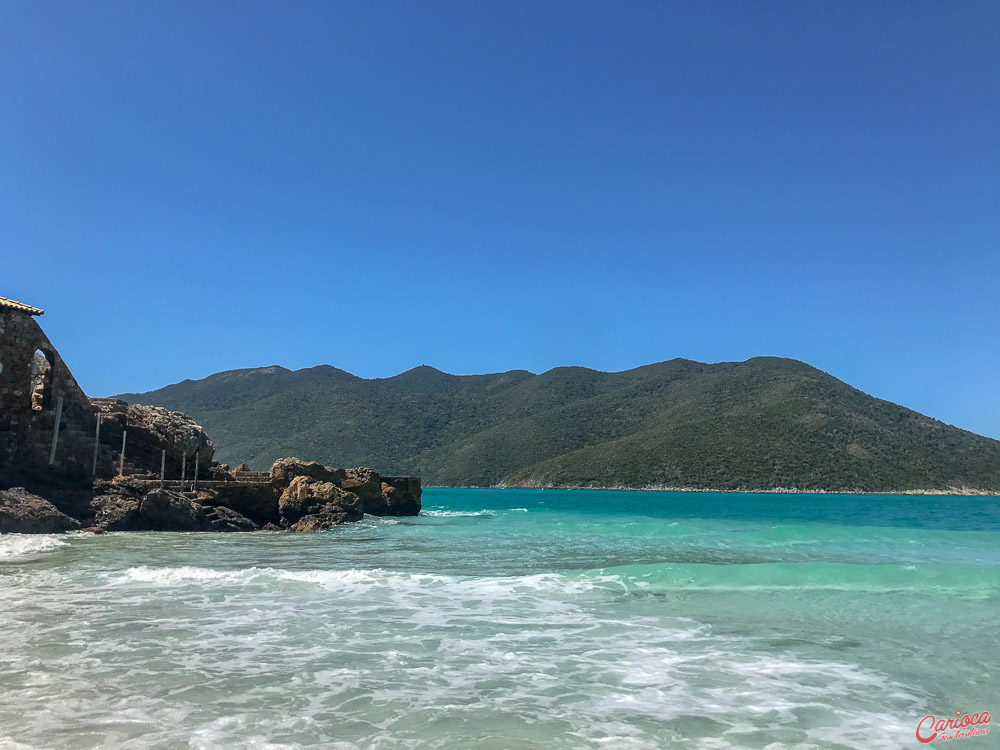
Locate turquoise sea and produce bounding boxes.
[1,488,997,749]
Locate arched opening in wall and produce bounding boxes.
[30,350,53,411]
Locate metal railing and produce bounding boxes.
[94,414,219,489]
[35,405,267,490]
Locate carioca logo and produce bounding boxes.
[916,711,991,743]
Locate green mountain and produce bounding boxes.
[117,357,1000,492]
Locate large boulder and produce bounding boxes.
[288,509,357,532]
[89,483,259,533]
[269,458,420,527]
[278,475,363,527]
[371,477,422,516]
[269,457,346,489]
[125,404,214,465]
[340,467,383,506]
[90,494,143,531]
[139,489,205,531]
[202,505,258,532]
[87,479,147,531]
[0,488,81,533]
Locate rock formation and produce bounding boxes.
[0,296,422,534]
[78,480,258,533]
[139,489,206,531]
[0,488,82,533]
[373,477,423,516]
[278,476,364,530]
[88,480,147,532]
[90,398,214,477]
[201,483,280,526]
[268,458,421,522]
[202,505,258,532]
[0,457,420,533]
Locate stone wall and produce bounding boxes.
[0,309,105,481]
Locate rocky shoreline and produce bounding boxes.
[0,458,420,534]
[1,301,425,533]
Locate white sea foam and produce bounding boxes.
[0,557,932,750]
[114,565,435,587]
[112,565,599,600]
[360,515,400,525]
[80,560,931,748]
[1,499,970,750]
[117,565,244,584]
[419,509,498,517]
[0,534,67,561]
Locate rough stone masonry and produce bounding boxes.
[0,297,103,479]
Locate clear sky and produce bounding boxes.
[2,2,998,438]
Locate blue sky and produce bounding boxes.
[2,2,998,438]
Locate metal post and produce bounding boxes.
[119,430,127,477]
[181,454,187,484]
[48,395,64,466]
[160,449,166,488]
[92,413,102,476]
[193,450,199,491]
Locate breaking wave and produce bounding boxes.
[0,534,68,561]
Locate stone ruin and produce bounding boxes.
[0,297,103,480]
[0,296,214,484]
[0,295,422,533]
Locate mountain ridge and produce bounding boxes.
[116,356,1000,492]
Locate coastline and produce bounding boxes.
[425,483,1000,497]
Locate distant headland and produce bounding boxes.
[119,359,1000,495]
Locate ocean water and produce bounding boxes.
[0,489,997,750]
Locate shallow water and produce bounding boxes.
[1,489,997,749]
